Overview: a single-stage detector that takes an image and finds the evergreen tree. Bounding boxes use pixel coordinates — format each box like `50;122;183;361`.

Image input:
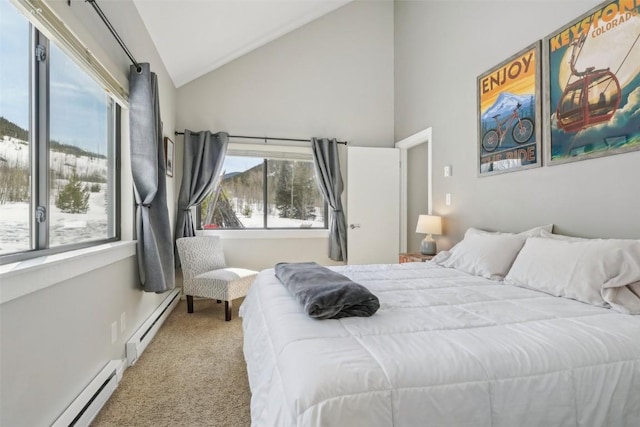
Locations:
55;173;90;213
276;161;294;218
242;203;253;217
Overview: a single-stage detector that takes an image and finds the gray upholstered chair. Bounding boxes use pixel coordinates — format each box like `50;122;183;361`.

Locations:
176;236;257;321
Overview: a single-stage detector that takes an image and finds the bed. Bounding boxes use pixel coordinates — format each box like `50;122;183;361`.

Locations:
240;229;640;426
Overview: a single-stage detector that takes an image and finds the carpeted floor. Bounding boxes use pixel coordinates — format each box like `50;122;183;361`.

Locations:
92;299;251;427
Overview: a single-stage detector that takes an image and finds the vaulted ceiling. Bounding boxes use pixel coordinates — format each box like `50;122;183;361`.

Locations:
133;0;352;88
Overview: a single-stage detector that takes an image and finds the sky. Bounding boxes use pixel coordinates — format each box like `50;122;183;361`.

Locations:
224;155;263;174
0;0;109;155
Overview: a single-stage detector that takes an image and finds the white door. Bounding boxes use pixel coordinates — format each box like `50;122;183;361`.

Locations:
347;146;400;265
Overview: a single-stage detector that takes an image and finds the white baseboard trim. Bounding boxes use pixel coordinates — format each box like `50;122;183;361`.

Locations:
125;288;181;366
51;359;126;427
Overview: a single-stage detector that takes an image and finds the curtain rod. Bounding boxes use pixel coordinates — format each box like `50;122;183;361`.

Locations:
174;132;348;145
85;0;142;73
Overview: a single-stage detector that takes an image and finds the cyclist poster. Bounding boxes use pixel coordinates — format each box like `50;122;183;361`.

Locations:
544;0;640;165
477;42;541;176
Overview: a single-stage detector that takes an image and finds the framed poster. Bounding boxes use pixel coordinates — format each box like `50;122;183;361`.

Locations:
164;137;174;177
478;42;542;176
544;0;640;165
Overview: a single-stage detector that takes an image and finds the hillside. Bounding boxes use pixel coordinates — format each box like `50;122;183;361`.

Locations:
0;116;106;159
0;117;27;141
222;163;266;204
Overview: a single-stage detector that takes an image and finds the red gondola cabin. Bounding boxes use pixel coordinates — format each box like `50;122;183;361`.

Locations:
556;69;621;133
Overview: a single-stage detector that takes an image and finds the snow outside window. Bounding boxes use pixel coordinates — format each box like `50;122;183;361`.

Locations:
0;1;119;263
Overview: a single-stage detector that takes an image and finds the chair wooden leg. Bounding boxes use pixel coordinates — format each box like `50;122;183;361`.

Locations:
187;295;194;313
225;300;232;321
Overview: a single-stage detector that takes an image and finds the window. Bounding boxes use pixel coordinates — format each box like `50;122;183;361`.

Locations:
0;1;119;262
200;153;327;229
0;1;30;254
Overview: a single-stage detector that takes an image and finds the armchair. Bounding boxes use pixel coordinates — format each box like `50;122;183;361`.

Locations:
176;236;257;321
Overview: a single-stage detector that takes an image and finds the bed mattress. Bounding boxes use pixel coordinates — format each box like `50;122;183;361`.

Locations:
240;262;640;426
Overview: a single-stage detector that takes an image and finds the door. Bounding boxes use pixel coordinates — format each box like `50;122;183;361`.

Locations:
347;146;400;265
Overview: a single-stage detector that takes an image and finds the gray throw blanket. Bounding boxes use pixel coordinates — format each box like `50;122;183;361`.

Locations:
274;262;380;319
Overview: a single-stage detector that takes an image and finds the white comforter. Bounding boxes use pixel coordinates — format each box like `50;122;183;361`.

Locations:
240;262;640;427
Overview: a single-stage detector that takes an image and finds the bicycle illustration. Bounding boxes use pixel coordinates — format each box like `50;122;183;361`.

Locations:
481;103;534;152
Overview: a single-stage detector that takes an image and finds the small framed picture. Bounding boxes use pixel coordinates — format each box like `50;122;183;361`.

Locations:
164;137;174;177
477;41;542;176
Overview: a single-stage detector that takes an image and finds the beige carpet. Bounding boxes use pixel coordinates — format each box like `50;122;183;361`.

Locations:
92;299;251;427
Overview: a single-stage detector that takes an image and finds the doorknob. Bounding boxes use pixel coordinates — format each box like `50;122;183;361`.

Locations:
349;224;361;229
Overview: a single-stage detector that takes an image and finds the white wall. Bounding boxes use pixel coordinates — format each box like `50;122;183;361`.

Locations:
395;0;640;248
207;232;341;271
176;0;395;268
0;1;177;425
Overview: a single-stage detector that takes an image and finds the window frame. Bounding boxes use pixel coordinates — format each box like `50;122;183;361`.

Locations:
196;149;329;231
0;17;121;265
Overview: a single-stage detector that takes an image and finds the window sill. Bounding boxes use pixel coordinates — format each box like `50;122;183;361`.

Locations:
198;229;330;240
0;241;136;305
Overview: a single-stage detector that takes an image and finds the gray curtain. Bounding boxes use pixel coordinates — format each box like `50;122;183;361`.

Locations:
129;63;175;293
311;138;347;261
175;130;229;240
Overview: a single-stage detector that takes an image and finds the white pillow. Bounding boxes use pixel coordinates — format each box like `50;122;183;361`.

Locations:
504;236;640;314
436;232;527;280
465;224;554;237
537;229;584;241
431;224;554;277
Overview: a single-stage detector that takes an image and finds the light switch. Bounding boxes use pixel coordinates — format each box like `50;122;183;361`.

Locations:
444;165;452;177
445;193;452;206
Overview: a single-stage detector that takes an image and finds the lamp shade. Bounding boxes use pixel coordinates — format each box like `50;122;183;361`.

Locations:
415;215;442;235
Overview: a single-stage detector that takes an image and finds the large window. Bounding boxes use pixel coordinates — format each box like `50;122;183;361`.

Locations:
0;1;119;262
0;1;30;254
200;154;327;229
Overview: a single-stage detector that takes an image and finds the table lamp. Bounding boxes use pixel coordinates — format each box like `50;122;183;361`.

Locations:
415;214;442;255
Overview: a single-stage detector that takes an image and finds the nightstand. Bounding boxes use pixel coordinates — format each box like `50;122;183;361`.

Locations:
399;252;435;263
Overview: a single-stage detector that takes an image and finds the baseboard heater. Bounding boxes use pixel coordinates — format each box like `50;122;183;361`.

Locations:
51;359;125;427
126;287;181;366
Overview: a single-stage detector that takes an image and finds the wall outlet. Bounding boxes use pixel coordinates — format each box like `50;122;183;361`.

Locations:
111;321;118;344
444;165;452;177
120;312;126;334
445;193;452;206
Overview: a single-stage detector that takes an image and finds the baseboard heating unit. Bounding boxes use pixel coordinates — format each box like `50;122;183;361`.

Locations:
51;359;125;427
126;287;181;366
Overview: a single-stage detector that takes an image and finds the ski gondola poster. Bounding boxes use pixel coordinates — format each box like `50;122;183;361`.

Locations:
477;42;541;176
544;0;640;165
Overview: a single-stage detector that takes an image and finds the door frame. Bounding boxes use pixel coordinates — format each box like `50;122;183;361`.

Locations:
395;127;433;253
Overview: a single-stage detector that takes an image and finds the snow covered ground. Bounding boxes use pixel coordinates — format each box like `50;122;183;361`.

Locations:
0;190;109;254
210;199;325;229
0;136;109;255
238;210;324;228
